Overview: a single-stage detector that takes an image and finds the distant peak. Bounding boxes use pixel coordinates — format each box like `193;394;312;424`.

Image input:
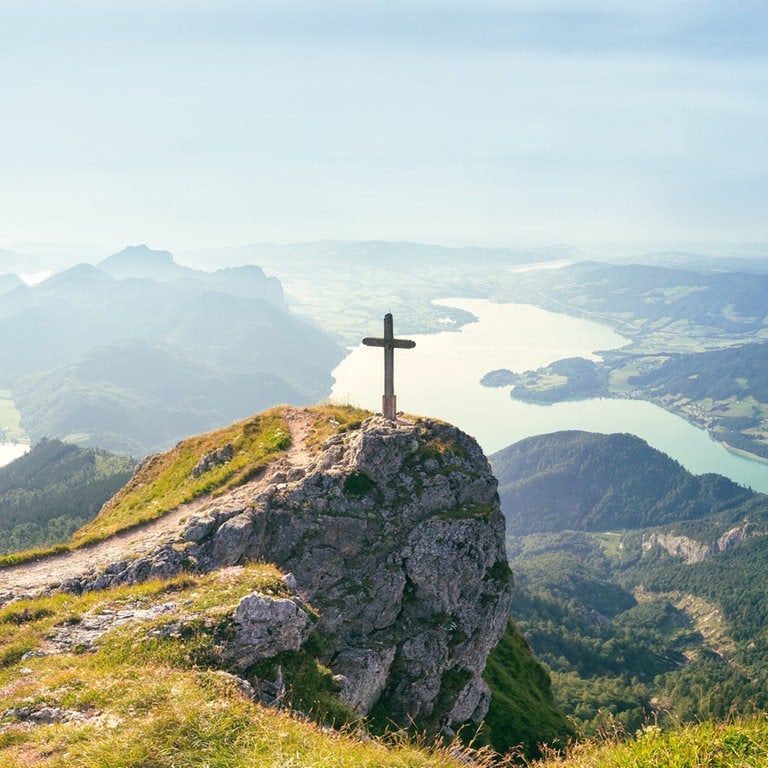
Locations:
99;245;189;281
105;244;174;263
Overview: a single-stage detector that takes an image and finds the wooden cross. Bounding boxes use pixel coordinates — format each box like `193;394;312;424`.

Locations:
362;313;415;420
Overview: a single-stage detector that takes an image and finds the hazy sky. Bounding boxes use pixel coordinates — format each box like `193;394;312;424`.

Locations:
2;1;767;253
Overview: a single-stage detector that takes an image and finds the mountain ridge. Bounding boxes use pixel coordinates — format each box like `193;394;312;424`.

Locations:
0;247;344;455
492;430;757;535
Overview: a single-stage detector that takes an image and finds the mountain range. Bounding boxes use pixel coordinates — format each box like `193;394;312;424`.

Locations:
0;245;344;455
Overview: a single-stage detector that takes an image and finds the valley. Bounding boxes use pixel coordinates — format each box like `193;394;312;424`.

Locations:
492;430;768;735
4;241;768;762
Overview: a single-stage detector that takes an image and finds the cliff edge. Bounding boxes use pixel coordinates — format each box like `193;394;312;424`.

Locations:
2;408;513;740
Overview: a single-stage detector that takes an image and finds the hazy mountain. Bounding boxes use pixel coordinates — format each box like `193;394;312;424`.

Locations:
0;248;44;275
0;273;24;297
0;247;344;454
622;250;768;273
15;339;310;455
505;260;768;344
173;240;577;344
98;244;194;281
180;239;584;270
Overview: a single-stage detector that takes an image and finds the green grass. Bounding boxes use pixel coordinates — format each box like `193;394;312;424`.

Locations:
0;565;496;768
0;405;375;566
592;532;624;558
70;408;292;546
0;543;71;569
530;716;768;768
308;403;373;447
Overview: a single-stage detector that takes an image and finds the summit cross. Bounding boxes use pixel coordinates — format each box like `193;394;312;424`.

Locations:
362;313;416;420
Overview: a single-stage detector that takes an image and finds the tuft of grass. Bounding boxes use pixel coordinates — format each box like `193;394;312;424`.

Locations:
0;543;71;569
530;716;768;768
416;438;469;462
70;409;292;546
308;403;372;447
436;503;493;522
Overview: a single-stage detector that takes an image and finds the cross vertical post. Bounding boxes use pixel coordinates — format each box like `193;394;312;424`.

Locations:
362;313;416;420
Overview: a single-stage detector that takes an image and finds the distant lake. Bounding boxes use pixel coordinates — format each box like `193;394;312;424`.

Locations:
331;298;768;494
0;443;28;468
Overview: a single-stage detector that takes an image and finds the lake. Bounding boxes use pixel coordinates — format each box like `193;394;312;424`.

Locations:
331;298;768;494
0;443;29;467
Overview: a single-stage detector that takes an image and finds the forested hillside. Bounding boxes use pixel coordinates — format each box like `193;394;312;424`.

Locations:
491;431;756;534
496;430;768;735
0;439;134;554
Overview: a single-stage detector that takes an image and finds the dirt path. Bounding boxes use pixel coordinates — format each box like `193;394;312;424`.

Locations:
0;407;318;597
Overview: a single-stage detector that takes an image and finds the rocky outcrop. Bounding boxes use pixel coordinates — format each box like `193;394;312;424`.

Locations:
53;414;513;737
222;590;314;669
643;521;760;564
192;444;233;478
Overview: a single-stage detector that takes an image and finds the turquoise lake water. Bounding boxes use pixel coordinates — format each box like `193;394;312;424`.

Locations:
331;298;768;493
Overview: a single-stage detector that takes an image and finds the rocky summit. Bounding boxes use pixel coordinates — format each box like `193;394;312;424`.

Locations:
1;408;513;739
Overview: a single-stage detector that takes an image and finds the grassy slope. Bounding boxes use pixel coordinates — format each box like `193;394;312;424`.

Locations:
0;565;492;768
0;404;370;567
79;403;372;546
483;621;575;758
530;717;768;768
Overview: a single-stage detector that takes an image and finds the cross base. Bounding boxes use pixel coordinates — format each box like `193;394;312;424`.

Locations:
382;394;397;421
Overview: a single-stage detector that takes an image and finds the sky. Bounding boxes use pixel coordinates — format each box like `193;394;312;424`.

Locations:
1;0;767;255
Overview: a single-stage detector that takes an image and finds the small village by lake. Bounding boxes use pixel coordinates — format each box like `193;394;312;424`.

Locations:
331;298;768;494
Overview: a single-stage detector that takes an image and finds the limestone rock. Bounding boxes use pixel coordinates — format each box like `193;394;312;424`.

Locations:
192;444;234;478
65;413;513;736
643;521;757;564
223;592;314;669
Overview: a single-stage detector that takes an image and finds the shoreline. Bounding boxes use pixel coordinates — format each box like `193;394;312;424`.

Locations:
722;441;768;468
0;442;30;468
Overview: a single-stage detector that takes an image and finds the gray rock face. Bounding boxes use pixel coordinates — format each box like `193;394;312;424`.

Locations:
192;444;234;478
63;415;513;736
223;592;314;669
643;521;759;564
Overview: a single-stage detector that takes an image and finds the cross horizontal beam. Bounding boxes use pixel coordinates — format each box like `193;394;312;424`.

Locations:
362;337;416;350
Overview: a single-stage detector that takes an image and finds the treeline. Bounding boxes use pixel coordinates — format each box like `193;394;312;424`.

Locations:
0;438;134;554
510;533;768;736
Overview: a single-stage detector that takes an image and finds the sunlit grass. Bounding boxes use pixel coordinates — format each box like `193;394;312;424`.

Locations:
308;403;372;448
70;409;292;546
0;565;489;768
531;717;768;768
0;405;375;569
